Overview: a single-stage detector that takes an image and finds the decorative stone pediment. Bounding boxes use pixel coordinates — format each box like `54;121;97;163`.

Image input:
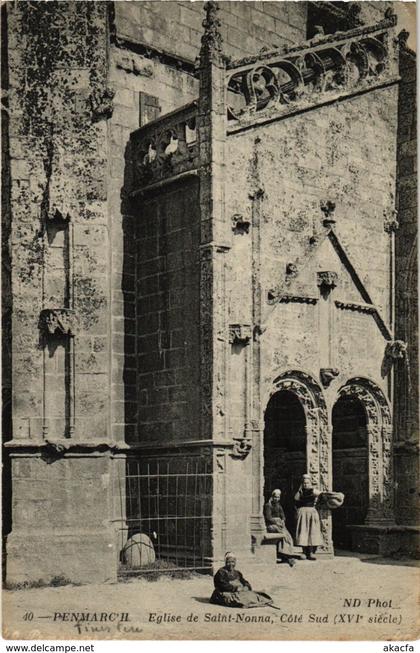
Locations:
262;229;391;342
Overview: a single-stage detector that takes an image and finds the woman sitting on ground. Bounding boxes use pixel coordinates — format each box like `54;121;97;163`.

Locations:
264;489;296;567
210;552;273;608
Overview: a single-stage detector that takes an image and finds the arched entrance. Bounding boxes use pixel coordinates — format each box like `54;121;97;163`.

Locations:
262;371;331;553
334;378;394;534
264;390;306;533
332;395;369;548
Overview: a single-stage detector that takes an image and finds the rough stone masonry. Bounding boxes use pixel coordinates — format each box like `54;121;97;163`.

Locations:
1;1;418;585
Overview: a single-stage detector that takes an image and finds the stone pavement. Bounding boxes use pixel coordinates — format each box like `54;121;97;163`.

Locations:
2;552;419;641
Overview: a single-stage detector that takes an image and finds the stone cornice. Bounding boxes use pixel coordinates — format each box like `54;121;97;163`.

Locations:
4;440;129;453
335;300;376;314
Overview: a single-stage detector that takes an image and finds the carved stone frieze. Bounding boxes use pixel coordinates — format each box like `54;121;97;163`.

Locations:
385;340;408;360
226;16;397;128
231;214;251;234
90;87;115;122
320;368;339;387
39;309;76;337
228;324;252;345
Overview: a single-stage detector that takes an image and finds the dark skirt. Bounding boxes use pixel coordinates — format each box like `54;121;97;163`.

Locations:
210;588;273;608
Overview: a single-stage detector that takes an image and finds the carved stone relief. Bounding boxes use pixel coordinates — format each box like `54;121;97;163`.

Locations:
231;214;251;234
231;437;252;459
337;378;394;524
317;271;338;293
90;87;115;122
226;13;397;127
320;200;336;227
228;324;252;345
320;368;339;387
385;340;407;360
39;308;76;337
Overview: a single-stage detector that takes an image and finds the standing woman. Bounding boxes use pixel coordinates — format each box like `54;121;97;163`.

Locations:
294;474;322;560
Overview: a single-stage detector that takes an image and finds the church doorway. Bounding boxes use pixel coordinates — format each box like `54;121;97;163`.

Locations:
332;395;369;548
263;390;307;536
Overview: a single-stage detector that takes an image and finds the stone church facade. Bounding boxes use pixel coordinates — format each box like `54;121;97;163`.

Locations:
2;1;418;584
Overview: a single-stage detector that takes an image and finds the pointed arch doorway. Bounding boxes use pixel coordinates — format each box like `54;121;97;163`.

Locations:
262;372;332;554
263;389;307;534
332;394;369;549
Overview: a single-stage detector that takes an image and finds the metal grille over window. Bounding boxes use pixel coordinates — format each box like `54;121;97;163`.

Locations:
118;458;213;576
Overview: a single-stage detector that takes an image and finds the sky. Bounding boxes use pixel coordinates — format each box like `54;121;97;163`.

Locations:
392;1;417;50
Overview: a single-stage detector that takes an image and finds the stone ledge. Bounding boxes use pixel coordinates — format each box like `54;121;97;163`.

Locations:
4;439;130;454
348;524;420;534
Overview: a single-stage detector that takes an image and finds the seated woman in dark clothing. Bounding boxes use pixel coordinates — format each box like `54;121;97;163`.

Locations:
264;489;296;567
210;553;273;608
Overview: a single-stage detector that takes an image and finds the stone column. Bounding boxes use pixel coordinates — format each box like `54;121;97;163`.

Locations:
197;2;230;565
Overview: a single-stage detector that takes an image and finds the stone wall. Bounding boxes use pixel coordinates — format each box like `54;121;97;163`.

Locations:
134;180;201;445
222;82;399;555
107;45;198;446
7;1;111;444
395;47;418;444
394;45;418;527
4;1;121;583
226;86;398;402
114;1;307;63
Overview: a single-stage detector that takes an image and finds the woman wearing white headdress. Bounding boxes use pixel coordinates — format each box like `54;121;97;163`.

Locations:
264;489;296;567
294;474;322;560
210;552;273;608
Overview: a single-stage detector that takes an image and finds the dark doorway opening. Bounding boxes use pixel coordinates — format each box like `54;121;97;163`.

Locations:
332;395;369;548
264;390;306;537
